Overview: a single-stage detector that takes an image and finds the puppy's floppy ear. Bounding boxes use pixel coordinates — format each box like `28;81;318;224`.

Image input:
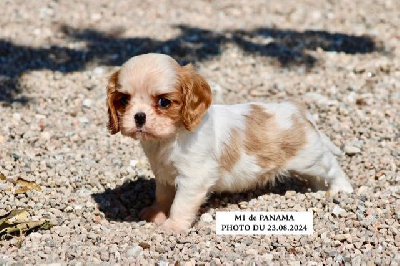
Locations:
106;70;120;134
178;64;212;131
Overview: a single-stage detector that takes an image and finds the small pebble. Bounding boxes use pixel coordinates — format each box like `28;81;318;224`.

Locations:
126;246;143;257
332;206;346;216
344;145;361;155
83;99;92;108
200;213;213;223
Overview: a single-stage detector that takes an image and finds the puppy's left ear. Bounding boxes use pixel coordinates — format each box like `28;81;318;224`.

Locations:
106;70;120;134
178;64;212;131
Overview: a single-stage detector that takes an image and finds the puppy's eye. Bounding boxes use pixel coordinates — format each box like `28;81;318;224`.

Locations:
120;94;129;106
158;97;171;108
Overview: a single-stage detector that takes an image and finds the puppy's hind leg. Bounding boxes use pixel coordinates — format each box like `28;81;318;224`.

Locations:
322;153;353;194
293;151;353;194
287;131;353;194
317;134;353;193
293;113;352;193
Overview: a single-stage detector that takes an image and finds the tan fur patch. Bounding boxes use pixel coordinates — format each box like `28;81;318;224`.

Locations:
219;129;242;173
218;104;307;175
244;104;306;170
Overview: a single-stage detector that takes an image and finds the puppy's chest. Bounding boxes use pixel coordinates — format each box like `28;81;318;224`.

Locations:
141;141;178;184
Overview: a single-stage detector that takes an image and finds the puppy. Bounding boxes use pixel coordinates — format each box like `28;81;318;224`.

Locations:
106;53;353;232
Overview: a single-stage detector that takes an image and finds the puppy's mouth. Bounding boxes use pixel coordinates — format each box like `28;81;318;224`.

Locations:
123;128;157;141
134;129;149;139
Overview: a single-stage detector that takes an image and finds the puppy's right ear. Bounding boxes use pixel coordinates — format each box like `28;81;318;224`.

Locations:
106;70;120;134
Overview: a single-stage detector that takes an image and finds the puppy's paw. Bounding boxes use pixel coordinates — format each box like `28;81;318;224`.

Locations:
329;178;354;194
139;205;168;225
329;184;354;194
160;218;190;233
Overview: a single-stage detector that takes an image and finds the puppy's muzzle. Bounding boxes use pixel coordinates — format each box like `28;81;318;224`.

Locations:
134;112;146;128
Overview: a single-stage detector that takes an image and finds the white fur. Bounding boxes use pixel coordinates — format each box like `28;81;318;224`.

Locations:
261;102;297;130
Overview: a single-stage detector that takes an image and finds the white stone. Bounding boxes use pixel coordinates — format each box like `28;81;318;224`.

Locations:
91;13;101;21
41;132;51;140
35;114;47;119
29;232;42;239
156;261;168;266
357;186;369;195
78;117;89;124
332;206;346;216
13;113;21;121
93;67;105;75
288;261;301;266
200;213;213;223
351;256;362;266
130;160;138;167
344;145;361;155
83;99;92;108
126;246;143;257
305;92;338;106
260;253;273;261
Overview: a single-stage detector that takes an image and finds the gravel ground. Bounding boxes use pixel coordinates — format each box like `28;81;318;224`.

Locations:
1;0;399;264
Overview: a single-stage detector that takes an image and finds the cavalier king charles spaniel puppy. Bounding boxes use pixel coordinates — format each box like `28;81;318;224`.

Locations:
106;53;353;232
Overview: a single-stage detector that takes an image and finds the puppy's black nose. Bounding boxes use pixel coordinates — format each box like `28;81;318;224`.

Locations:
134;112;146;127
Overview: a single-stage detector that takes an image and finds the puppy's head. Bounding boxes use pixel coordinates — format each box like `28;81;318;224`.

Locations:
106;53;212;140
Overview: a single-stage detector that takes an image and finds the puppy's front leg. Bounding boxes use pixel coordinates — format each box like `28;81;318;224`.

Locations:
161;176;210;232
139;180;175;225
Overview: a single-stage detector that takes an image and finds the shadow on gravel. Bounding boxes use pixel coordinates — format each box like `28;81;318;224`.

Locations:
1;24;377;104
91;177;156;222
91;175;314;223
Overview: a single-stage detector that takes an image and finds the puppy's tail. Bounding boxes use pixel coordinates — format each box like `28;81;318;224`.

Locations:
304;111;343;157
319;132;343;156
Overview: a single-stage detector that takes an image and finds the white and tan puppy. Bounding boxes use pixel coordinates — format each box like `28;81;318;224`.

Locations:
106;53;353;232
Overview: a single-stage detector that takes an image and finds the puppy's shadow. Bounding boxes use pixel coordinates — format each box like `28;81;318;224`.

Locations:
91;177;156;222
204;175;323;212
91;174;318;222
